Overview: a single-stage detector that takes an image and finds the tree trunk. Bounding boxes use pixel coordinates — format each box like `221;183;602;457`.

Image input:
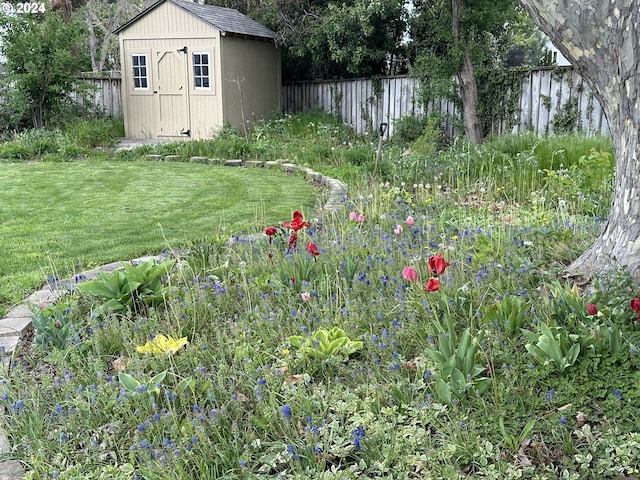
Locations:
451;0;483;144
50;0;72;21
458;51;483;144
518;0;640;280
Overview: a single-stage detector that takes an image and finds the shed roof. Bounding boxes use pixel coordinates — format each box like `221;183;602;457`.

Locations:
114;0;277;40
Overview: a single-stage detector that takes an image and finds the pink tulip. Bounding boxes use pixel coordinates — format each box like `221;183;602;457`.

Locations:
402;266;418;282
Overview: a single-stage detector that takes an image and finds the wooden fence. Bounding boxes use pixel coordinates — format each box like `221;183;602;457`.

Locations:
74;67;609;139
73;73;123;118
282;67;610;138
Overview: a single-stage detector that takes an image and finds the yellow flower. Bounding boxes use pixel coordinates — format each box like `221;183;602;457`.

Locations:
136;334;188;355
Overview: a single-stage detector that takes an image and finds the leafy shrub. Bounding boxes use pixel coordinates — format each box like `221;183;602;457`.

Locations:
339;143;373;166
391;114;431;147
391;113;447;149
0;128;64;160
211;126;252;158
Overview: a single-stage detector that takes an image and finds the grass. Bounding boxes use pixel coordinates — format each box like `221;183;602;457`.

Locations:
0;159;316;307
2;113;639;479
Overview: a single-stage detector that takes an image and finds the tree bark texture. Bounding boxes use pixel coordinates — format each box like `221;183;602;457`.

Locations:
518;0;640;280
451;0;484;144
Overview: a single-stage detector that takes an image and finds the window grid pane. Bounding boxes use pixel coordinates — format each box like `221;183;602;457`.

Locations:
132;54;148;90
193;52;211;89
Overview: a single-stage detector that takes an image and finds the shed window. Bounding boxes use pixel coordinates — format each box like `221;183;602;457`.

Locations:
132;54;148;89
193;52;210;89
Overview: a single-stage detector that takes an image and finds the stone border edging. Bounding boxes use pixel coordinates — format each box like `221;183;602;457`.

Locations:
0;155;346;478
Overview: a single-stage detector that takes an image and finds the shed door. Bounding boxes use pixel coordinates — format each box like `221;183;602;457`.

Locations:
155;49;190;137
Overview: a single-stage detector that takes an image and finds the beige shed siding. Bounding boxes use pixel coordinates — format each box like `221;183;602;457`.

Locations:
188;44;224;138
118;2;213;39
121;38;221;138
219;36;281;131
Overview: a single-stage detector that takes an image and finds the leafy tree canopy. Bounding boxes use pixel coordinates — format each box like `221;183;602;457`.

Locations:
407;0;542;137
0;11;90;129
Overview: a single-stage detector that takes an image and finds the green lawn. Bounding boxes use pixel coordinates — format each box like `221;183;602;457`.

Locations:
0;159;316;306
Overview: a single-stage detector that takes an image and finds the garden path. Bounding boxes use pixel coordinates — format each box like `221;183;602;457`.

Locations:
0;153;346;478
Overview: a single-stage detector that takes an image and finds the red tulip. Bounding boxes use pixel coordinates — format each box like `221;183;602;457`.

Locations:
306;242;320;257
287;232;298;251
587;303;598;315
283;210;309;232
428;254;450;276
631;298;640;312
425;277;440;292
265;226;277;243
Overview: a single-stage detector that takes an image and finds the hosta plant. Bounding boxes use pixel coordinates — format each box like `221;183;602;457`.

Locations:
288;327;363;362
77;258;175;315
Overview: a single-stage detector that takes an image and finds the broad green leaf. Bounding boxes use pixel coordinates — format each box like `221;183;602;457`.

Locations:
457;330;471;359
435;377;452;404
77;279;118;299
344;340;363;356
288;336;304;347
450;368;467;393
475;377;492;394
118;373;140;393
147;371;167;391
100;298;125;313
438;332;453;359
424;348;445;365
176;376;195;394
145;260;175;282
328;327;346;340
521;419;536;441
326;336;348;354
520;329;539;343
314;329;329;347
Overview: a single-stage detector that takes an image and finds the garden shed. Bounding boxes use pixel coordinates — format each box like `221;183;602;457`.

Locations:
115;0;281;140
